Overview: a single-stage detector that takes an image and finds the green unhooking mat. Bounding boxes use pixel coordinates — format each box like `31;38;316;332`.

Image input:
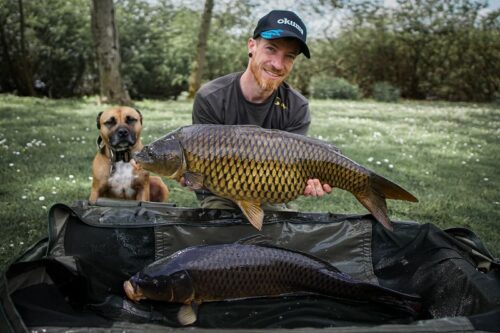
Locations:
1;199;499;332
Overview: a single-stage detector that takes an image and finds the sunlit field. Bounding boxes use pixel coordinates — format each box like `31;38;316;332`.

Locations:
0;94;498;269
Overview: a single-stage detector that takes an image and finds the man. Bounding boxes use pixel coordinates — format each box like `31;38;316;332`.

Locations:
191;10;331;209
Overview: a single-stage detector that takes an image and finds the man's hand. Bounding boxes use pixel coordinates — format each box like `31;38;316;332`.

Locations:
179;176;196;191
304;179;332;197
130;159;142;171
179;176;187;187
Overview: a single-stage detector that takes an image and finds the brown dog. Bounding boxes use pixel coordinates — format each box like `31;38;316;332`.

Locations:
90;106;169;203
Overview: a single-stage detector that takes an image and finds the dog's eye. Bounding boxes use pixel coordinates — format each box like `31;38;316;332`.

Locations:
126;116;137;125
104;117;116;127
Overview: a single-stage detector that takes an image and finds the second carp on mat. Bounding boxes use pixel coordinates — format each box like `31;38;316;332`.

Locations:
124;241;421;325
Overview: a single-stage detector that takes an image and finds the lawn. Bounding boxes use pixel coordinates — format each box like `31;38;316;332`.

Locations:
0;94;498;269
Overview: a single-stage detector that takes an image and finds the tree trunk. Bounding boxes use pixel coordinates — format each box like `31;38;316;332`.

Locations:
15;0;36;96
0;17;16;92
188;0;214;98
90;0;131;105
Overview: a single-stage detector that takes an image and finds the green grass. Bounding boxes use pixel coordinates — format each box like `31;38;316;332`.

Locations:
0;94;499;270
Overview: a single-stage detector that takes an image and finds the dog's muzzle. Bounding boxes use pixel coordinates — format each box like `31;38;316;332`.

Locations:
110;127;136;151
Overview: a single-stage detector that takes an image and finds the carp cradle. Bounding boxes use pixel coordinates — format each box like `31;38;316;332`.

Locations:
1;198;499;332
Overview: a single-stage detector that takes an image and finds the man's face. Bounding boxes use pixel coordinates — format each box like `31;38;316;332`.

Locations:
249;37;301;93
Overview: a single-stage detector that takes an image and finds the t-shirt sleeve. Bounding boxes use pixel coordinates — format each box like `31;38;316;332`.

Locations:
192;93;222;125
285;102;311;135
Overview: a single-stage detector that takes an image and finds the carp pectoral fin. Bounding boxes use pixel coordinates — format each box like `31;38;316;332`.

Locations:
183;172;204;190
177;303;198;326
236;200;264;230
355;192;393;231
123;280;145;302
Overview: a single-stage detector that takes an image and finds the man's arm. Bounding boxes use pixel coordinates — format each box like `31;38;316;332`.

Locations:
284;103;311;135
192;93;222;125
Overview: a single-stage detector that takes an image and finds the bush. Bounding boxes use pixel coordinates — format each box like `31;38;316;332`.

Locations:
372;82;400;102
310;77;360;100
492;91;500;105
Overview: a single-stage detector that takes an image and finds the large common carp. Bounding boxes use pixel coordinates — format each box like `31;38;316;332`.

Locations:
133;125;417;230
123;242;421;325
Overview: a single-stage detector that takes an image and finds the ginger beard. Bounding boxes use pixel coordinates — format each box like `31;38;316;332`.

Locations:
249;54;291;93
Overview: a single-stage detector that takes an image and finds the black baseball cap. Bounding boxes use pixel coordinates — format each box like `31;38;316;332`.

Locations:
253;10;310;58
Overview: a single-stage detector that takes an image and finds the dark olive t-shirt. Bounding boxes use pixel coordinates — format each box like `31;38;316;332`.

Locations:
192;72;310;135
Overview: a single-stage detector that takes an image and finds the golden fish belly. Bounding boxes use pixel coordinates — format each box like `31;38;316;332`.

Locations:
180;126;370;203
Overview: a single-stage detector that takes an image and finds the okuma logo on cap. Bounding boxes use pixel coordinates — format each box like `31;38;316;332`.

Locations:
276;17;304;35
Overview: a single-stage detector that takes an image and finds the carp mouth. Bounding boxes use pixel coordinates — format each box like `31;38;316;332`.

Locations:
132;150;153;164
132;141;186;180
123;280;146;302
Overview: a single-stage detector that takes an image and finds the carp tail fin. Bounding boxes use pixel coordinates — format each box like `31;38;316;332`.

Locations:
371;173;418;203
355;173;418;231
355;191;393;231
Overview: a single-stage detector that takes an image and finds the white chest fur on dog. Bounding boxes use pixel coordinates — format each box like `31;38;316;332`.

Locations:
108;161;138;198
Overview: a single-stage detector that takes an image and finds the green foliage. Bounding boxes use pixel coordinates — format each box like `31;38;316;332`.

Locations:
32;0;94;97
310;76;360;100
117;1;196;99
493;91;500;105
204;1;254;81
0;0;498;101
372;82;400;102
314;0;500;102
0;0;94;97
287;54;317;97
115;0;250;99
0;0;252;100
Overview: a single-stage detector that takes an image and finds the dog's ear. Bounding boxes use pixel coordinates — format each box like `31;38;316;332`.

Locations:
134;108;143;125
96;111;103;129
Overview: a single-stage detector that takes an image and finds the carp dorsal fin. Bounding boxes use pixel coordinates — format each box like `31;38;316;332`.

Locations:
177;302;198;326
183;172;204;190
236;200;264;231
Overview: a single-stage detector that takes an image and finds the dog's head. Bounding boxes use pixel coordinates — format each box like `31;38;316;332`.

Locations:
96;106;143;151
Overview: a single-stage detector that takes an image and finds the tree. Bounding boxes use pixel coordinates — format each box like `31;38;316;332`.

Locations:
0;0;36;96
90;0;131;105
116;1;198;99
310;0;499;101
116;0;250;99
16;0;36;96
188;0;214;98
391;0;493;100
34;0;94;98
